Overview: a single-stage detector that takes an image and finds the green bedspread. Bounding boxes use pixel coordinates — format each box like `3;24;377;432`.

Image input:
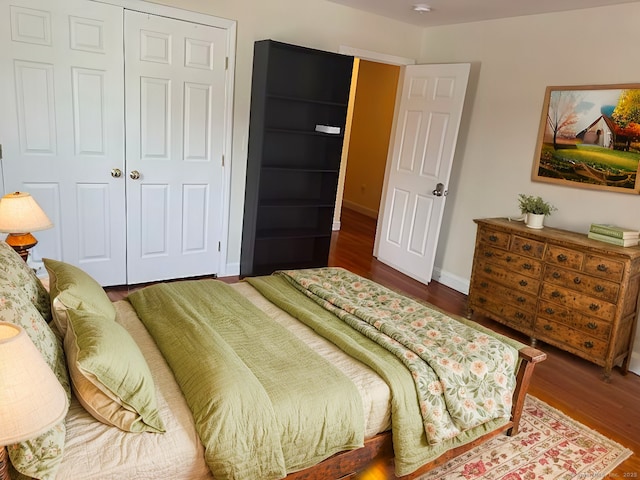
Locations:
127;280;364;480
247;270;526;477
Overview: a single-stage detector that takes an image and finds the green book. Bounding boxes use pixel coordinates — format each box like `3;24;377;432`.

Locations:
589;223;640;239
588;231;640;247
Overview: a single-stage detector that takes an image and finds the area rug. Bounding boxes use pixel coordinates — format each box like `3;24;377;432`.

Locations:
417;395;633;480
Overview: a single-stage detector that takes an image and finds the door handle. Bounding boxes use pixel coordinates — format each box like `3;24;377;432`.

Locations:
111;168;122;178
432;183;447;197
129;170;141;180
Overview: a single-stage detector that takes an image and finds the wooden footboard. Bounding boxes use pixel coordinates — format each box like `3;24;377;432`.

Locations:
287;345;547;480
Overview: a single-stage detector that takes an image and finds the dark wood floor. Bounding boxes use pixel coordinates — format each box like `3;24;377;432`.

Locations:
330;208;640;477
107;207;639;476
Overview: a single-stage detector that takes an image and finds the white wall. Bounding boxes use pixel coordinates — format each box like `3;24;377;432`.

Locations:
418;3;640;374
148;0;425;272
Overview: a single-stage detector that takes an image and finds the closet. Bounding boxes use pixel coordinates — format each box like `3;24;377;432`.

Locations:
0;0;234;286
240;40;353;277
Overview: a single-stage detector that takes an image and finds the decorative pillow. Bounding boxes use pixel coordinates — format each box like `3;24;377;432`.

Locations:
0;241;51;322
0;248;70;479
64;308;165;433
44;258;116;337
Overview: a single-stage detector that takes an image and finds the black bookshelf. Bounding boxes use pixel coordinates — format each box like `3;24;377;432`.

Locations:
240;40;353;277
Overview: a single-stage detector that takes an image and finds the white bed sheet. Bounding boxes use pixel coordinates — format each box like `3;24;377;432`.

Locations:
56;282;391;479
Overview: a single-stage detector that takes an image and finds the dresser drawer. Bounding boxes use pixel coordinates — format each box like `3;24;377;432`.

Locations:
472;276;538;313
545;245;584;270
478;227;510;249
535;317;608;359
543;266;620;303
472;295;535;331
511;235;545;259
584;255;625;282
537;299;612;340
475;259;540;296
478;244;543;278
540;283;616;321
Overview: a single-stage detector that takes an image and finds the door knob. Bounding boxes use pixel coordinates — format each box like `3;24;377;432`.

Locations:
129;170;141;180
111;168;122;178
432;183;447;196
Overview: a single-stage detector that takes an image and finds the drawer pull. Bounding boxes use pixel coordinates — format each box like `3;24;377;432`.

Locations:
484;266;492;274
522;244;532;251
587;322;598;330
516;296;526;303
545;307;554;314
543;324;553;331
489;235;498;242
484;251;493;257
594;285;605;292
551;291;561;298
552;271;561;279
519;279;528;287
597;264;608;272
523;263;532;270
478;297;487;304
573;277;581;285
589;303;600;311
505;256;512;262
584;341;594;349
557;254;568;262
480;281;488;288
515;312;524;319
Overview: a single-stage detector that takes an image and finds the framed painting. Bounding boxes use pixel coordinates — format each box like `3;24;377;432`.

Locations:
532;84;640;194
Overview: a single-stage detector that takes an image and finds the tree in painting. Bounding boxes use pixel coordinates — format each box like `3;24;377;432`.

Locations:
612;90;640;151
547;90;581;150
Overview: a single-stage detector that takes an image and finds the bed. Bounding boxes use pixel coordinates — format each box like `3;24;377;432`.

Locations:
0;241;546;480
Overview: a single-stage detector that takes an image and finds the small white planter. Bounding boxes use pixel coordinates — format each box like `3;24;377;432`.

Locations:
525;213;545;229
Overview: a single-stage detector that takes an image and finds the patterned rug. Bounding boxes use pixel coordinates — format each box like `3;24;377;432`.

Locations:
416;395;633;480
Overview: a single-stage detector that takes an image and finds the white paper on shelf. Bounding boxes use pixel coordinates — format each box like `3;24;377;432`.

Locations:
315;124;341;134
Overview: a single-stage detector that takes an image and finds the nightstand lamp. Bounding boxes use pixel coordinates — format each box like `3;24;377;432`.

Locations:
0;192;53;262
0;322;67;480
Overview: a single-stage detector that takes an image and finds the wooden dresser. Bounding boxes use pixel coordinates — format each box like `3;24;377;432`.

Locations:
468;217;640;381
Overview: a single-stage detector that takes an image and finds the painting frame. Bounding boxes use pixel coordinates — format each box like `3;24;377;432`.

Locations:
531;83;640;195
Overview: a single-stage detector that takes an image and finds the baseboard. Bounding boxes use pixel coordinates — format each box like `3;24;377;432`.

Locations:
629;350;640;376
431;267;470;295
342;200;378;219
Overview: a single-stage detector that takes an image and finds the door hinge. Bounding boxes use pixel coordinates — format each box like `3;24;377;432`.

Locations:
225;57;228;70
221;154;225;167
218;241;221;252
0;144;3;160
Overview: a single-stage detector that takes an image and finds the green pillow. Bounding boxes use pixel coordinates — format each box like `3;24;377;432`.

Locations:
44;258;116;336
64;308;165;433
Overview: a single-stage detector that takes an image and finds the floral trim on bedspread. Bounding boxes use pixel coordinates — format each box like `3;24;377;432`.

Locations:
277;267;518;445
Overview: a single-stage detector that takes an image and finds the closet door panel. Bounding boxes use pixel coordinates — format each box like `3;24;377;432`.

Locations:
0;0;126;285
125;10;227;284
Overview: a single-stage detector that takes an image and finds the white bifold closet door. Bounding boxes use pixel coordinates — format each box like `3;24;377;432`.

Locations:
0;0;126;285
0;1;227;286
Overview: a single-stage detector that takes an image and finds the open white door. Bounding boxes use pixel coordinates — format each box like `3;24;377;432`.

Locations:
375;63;470;285
124;10;227;284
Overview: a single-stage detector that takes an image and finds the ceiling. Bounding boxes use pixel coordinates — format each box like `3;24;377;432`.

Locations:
325;0;640;27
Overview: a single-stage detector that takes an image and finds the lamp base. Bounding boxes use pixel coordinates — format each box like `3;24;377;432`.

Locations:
0;446;10;480
4;233;37;262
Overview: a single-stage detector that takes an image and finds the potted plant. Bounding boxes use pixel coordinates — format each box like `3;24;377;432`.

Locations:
517;194;557;229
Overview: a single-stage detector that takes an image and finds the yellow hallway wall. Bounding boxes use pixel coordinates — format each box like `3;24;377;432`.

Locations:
343;60;400;218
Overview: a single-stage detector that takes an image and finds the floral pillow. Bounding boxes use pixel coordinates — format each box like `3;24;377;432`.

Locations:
0;242;70;479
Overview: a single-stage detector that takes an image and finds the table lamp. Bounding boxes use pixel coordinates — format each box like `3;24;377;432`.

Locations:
0;322;68;480
0;192;53;262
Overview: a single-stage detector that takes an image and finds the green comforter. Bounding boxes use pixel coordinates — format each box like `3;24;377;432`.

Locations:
127;280;364;480
247;271;525;477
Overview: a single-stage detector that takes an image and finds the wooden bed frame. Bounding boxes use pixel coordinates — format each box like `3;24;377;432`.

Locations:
287;346;547;480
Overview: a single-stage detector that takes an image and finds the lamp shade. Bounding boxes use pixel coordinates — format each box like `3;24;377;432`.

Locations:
0;322;68;446
0;192;53;234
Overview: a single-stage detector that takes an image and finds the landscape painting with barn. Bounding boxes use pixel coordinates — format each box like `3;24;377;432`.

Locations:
532;84;640;194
